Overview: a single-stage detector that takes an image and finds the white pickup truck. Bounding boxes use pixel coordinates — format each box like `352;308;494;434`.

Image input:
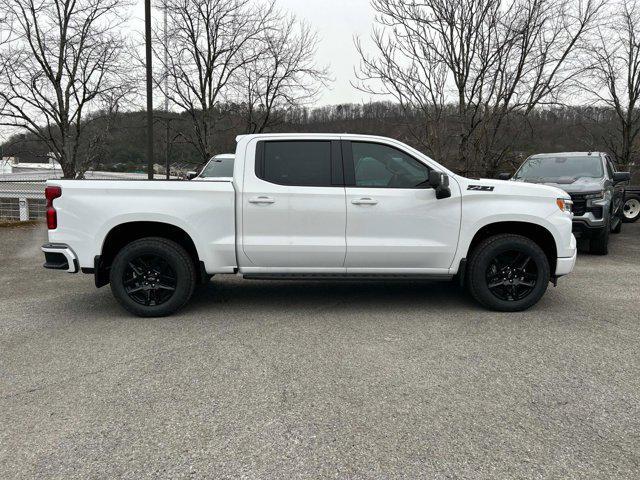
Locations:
42;134;577;316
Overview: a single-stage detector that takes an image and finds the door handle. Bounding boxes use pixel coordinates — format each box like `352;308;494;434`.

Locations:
249;196;275;204
351;197;378;205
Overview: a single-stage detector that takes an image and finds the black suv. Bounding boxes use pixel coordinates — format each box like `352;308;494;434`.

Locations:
501;152;630;255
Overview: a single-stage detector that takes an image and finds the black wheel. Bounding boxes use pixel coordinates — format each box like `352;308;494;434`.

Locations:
110;237;196;317
467;234;550;312
589;220;609;255
622;195;640;223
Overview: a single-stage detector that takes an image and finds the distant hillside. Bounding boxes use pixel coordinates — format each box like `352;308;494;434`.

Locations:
0;102;633;177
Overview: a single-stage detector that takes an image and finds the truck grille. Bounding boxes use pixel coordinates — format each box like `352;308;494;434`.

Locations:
569;193;587;216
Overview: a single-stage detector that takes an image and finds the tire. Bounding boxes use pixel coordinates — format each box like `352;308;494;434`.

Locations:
611;216;622;234
622;195;640;223
109;237;196;317
466;234;550;312
589;220;609;255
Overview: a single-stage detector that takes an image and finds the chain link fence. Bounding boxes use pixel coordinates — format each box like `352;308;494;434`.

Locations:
0;168;191;222
0;181;46;222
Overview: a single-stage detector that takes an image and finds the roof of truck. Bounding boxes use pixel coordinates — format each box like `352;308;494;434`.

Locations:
235;133;405;142
528;152;606;158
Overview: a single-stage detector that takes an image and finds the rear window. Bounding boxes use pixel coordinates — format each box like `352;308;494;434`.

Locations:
514;155;604;181
259;141;332;186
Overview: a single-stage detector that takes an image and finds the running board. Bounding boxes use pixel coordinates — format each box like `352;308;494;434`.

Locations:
242;273;453;281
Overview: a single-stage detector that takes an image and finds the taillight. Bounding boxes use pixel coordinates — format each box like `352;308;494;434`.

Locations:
45;186;62;229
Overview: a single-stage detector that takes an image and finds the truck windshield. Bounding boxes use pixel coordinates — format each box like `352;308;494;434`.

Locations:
514;155;603;181
200;157;234;177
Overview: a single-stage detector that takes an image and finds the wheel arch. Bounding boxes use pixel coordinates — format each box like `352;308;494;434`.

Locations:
96;221;205;287
466;221;558;274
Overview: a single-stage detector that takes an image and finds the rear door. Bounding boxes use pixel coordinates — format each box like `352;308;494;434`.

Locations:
342;140;461;272
241;138;347;270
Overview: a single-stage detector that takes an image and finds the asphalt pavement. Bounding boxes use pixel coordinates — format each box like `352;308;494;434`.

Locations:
1;222;639;479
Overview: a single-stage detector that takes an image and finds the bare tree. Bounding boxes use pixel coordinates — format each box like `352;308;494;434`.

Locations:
582;0;640;166
0;6;15;147
239;13;330;134
355;0;604;174
154;0;278;162
0;0;132;178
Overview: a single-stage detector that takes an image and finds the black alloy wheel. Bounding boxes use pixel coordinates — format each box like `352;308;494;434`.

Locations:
110;237;196;317
466;234;550;311
123;254;177;306
485;250;538;301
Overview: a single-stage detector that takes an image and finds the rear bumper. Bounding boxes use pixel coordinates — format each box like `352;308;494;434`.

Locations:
41;243;79;273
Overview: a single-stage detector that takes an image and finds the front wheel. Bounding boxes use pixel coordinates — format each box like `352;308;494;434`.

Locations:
589;222;609;255
110;237;196;317
467;234;550;312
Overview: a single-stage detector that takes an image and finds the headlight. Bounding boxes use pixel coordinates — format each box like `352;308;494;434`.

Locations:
556;198;573;213
584;191;605;201
585;190;607;208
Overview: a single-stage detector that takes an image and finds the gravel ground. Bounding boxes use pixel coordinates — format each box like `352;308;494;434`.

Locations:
1;223;639;479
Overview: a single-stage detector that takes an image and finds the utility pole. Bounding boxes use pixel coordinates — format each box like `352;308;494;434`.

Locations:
145;0;154;179
164;0;170;179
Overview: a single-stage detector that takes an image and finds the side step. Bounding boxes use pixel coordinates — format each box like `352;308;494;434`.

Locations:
242;273;453;281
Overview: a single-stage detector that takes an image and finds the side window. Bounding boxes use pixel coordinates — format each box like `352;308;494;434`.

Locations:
351;142;430;188
258;141;332;186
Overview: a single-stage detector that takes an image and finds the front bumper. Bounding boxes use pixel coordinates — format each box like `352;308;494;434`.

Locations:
41;243;79;273
554;229;577;277
572;214;605;239
555;249;577;276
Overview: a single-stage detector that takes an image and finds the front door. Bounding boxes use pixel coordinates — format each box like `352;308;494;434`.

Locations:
242;139;347;270
605;155;625;216
342;140;461;272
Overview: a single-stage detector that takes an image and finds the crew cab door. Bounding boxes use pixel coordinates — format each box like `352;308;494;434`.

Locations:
241;138;347;270
342;140;461;272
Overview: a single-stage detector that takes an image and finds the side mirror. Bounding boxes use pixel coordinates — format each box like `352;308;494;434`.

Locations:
497;172;511;180
613;171;630;184
428;171;451;199
186;171;198;180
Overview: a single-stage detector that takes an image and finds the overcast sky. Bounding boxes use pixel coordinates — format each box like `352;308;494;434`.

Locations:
131;0;378;106
274;0;376;105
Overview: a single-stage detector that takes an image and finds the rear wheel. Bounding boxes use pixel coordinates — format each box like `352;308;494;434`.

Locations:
467;234;550;312
622;196;640;223
110;237;196;317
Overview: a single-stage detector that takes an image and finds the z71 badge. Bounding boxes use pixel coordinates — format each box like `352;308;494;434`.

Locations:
467;185;495;191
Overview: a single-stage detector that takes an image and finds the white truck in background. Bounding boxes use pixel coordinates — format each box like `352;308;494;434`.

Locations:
188;153;235;181
41;134;576;316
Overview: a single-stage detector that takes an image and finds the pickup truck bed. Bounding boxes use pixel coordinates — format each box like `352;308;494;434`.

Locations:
47;179;237;274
